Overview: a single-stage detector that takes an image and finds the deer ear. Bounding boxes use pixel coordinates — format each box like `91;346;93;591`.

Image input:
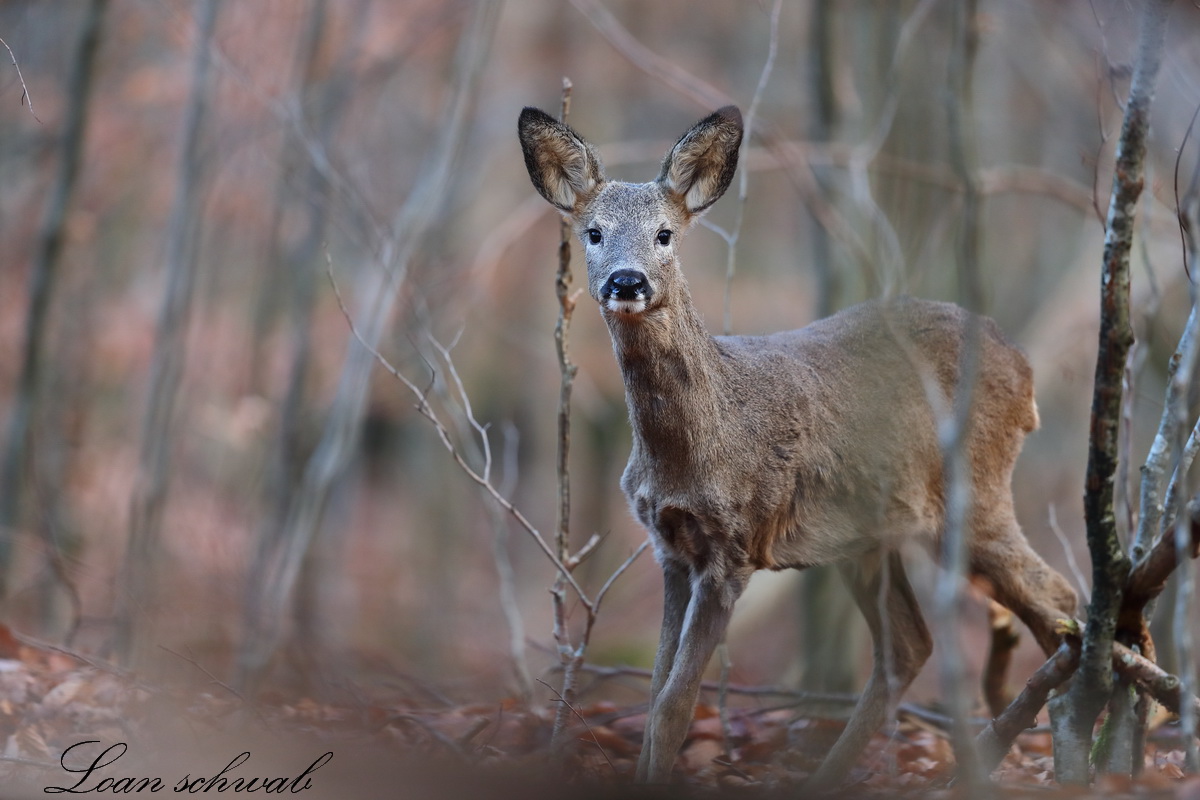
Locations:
518;107;605;216
657;106;743;217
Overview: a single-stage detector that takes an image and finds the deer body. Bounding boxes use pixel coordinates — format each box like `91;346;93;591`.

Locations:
518;105;1076;787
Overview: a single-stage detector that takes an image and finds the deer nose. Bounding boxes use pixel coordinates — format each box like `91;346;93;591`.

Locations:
603;269;650;302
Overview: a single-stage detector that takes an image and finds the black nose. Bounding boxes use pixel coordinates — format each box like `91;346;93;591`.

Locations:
602;269;650;301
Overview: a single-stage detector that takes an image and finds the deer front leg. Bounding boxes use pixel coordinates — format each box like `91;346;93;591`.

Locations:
637;571;744;782
636;560;691;779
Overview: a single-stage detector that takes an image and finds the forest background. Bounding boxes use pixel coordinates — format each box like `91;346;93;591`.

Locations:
2;0;1200;794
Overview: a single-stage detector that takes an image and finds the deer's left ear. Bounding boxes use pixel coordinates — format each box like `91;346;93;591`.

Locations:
657;106;743;218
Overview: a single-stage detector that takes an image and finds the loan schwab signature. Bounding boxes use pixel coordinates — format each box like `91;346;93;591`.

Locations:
44;741;333;794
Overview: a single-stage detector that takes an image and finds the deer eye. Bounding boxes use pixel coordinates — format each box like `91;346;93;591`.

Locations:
587;229;602;245
656;230;673;246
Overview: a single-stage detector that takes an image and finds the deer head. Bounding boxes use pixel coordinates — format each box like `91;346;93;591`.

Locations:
518;106;743;318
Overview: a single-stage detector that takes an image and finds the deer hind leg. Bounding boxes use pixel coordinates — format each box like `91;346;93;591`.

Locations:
636;567;746;783
808;550;933;789
968;514;1078;657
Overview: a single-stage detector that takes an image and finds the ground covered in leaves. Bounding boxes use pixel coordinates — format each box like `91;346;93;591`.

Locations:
0;631;1195;799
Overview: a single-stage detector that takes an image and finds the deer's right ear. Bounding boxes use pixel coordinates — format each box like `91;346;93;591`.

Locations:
518;107;605;216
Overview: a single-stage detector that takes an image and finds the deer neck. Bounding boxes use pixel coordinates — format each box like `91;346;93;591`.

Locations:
605;296;725;465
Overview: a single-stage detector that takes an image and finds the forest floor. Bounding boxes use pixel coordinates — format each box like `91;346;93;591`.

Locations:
0;627;1195;799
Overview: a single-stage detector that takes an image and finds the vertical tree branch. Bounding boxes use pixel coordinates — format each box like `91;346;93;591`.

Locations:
114;0;220;665
550;78;583;748
935;0;985;785
0;0;108;597
553;80;576;571
1058;0;1171;783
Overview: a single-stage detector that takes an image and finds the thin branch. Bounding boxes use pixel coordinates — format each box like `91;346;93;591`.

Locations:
1160;413;1200;538
325;258;591;606
1049;504;1091;604
568;0;877;287
1133;305;1200;561
1173;101;1200;278
592;539;649;613
158;645;244;701
390;714;468;759
1124;493;1200;615
565;659;974;730
721;0;781;335
537;679;618;774
0;36;41;123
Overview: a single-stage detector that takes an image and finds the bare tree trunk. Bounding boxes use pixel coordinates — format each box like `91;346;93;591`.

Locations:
1054;0;1171;783
113;0;220;666
0;0;107;602
795;0;863;699
234;0;502;693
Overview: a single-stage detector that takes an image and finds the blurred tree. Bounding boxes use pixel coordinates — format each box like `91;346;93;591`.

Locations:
794;0;863;697
0;0;107;613
114;0;221;666
235;0;502;694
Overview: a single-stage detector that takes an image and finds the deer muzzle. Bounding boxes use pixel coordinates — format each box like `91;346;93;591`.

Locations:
602;268;653;313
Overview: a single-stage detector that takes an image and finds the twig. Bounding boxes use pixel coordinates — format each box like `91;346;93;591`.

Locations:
1160;412;1200;539
720;0;780;335
158;645;244;701
10;630;159;695
0;754;57;769
568;0;876;285
0;36;41;123
591;539;649;614
390;714;468;759
1124;492;1200;615
1133;305;1200;562
569;659;984;736
537;679;617;775
1173;101;1200;278
1048;504;1090;603
325;258;589;605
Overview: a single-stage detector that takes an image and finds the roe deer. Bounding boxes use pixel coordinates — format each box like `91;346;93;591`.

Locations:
517;105;1077;787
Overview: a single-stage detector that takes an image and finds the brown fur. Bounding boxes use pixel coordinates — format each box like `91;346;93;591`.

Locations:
517;105;1077;788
